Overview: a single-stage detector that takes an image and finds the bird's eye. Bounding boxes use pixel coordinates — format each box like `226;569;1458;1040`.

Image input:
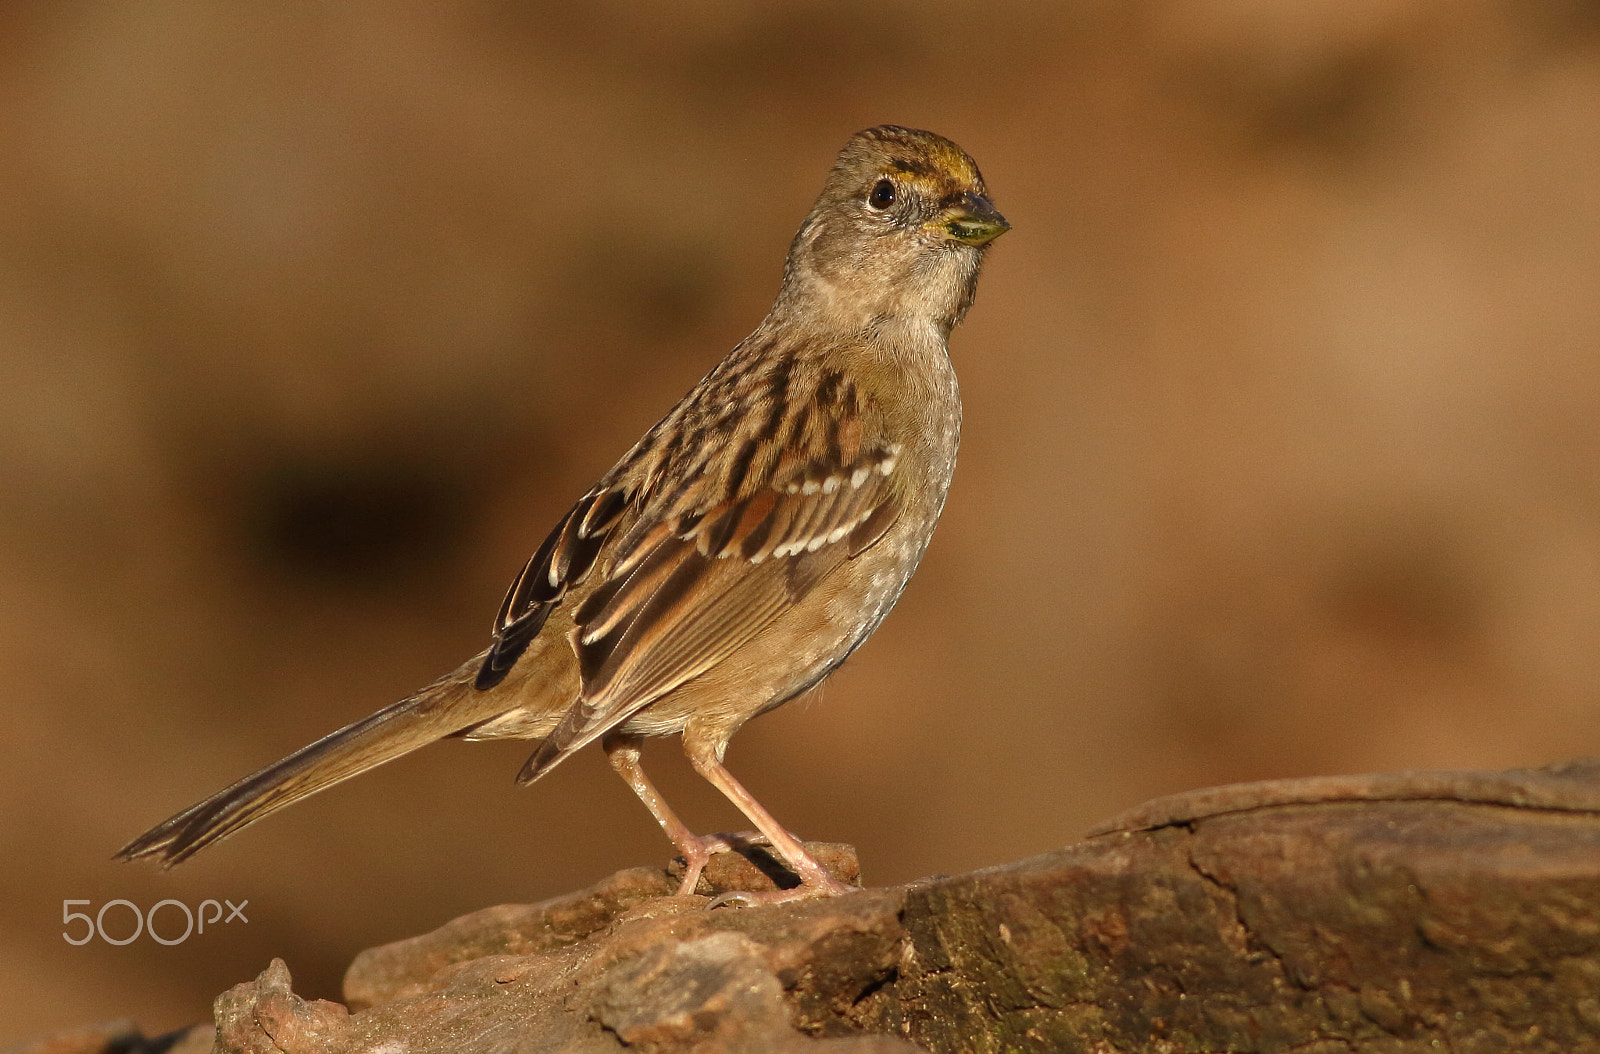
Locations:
868;179;896;210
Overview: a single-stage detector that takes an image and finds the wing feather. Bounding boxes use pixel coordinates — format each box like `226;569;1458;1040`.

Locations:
475;485;628;689
514;361;905;785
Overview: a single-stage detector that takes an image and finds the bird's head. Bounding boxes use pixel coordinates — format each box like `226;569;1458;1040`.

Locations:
777;125;1009;336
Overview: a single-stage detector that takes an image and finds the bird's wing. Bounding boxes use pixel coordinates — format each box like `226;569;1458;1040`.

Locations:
514;362;903;784
475;486;629;689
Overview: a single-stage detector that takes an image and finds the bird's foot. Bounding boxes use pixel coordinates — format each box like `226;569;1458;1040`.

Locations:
673;831;769;896
708;873;857;909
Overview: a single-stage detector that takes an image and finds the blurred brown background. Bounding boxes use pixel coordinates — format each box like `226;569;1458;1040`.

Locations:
4;0;1599;1040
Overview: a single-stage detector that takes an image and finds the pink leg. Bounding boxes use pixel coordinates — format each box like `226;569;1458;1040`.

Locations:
683;737;856;905
602;732;761;896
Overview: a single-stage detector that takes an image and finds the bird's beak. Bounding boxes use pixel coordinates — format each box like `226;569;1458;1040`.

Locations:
931;192;1010;246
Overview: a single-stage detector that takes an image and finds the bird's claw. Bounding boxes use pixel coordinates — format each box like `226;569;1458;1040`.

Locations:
673;831;769;895
706;875;858;909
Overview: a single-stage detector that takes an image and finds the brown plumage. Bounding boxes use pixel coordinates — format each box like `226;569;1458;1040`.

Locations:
117;125;1008;903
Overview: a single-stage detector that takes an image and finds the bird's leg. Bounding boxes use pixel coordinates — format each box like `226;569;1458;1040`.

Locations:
682;736;856;906
602;732;763;896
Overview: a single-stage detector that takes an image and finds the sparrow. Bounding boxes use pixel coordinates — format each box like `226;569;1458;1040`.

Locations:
118;125;1008;904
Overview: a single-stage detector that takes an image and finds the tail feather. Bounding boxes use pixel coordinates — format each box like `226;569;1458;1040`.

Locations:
117;651;512;867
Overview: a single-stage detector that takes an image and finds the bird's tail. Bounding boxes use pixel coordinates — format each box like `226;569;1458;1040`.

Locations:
117;649;519;867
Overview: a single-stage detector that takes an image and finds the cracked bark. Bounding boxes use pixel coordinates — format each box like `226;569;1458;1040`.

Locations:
16;760;1600;1054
